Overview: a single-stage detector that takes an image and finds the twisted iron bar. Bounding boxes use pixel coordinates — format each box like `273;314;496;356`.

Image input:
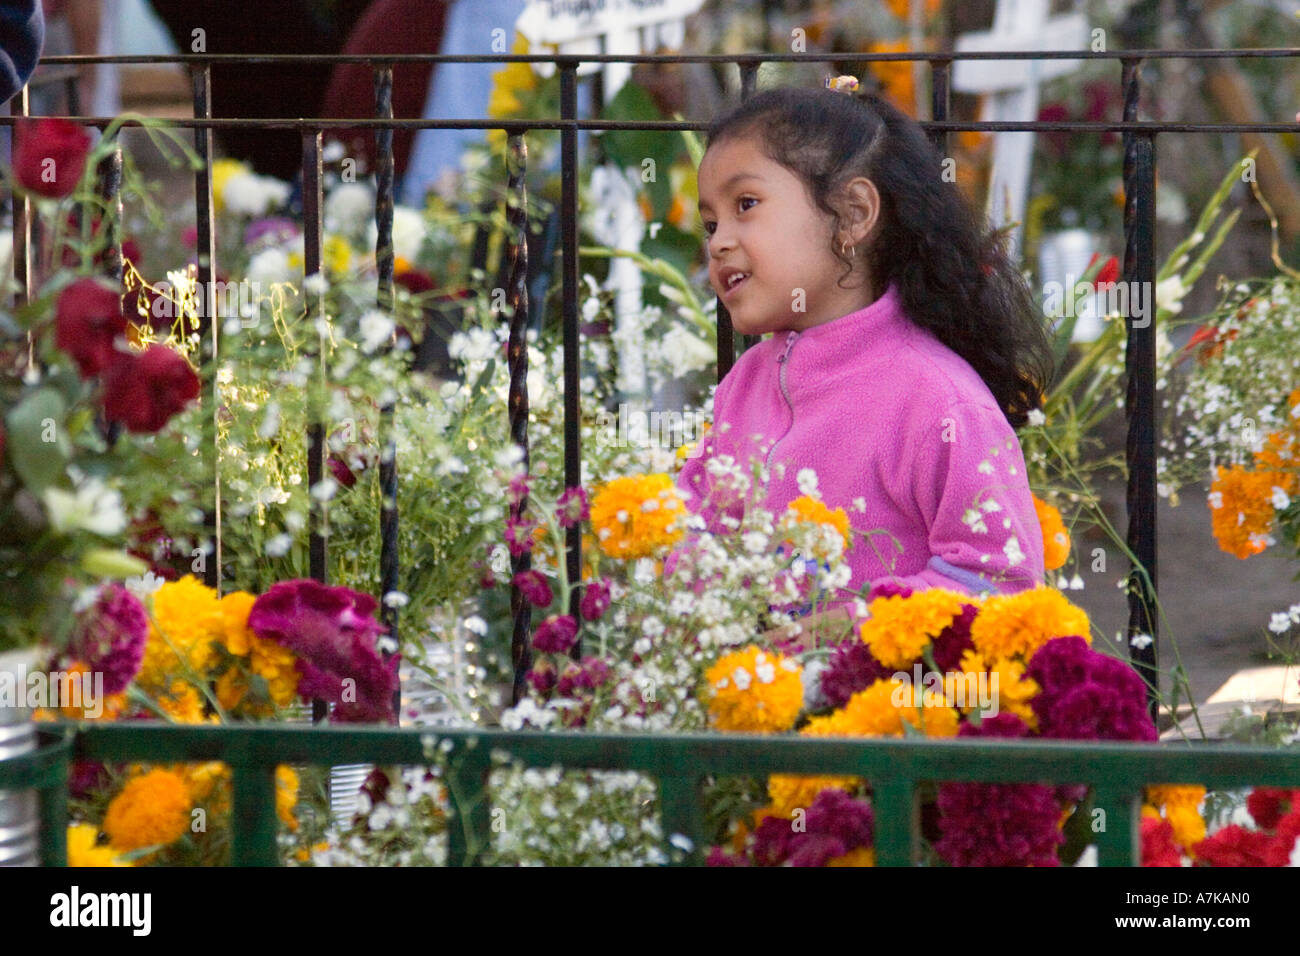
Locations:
505;132;533;707
374;66;400;659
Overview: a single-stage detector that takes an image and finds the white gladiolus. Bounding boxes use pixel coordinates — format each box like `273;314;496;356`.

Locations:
43;478;127;536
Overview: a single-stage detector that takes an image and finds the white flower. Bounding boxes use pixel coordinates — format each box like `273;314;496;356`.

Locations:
731;666;752;690
367;206;427;262
247;246;294;285
658;325;714;376
641;616;664;638
796;468;819;498
383;590;410;608
448;327;498;364
1271;486;1291;510
310;477;339;502
124;570;166;600
1156;275;1187;315
1026;408;1046;427
1002;535;1025;567
1130;632;1154;650
358;309;396;353
265;533;293;557
43;478;126;536
1269;613;1293;635
324;182;374;235
222;171;291;217
1069;574;1085;590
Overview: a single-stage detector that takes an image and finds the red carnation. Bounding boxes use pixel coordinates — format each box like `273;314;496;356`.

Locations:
13;118;92;199
1192;824;1278;867
55;278;129;379
101;344;201;433
1086;253;1120;291
1139;815;1183;867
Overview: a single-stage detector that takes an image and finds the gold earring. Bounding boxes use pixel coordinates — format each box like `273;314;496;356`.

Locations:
841;240;855;257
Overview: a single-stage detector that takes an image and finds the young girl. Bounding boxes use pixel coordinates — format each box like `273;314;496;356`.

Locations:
677;83;1055;626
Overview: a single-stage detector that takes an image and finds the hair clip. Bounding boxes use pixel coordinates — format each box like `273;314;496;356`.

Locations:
825;75;860;94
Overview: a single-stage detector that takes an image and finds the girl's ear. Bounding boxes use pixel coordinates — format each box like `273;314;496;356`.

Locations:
839;176;882;248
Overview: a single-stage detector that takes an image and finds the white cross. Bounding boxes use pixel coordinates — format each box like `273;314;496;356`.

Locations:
517;0;705;397
953;0;1089;257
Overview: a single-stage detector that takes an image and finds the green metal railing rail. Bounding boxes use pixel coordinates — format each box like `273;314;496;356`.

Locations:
5;723;1300;867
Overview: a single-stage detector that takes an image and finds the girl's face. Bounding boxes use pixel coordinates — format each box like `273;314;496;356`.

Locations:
697;135;873;336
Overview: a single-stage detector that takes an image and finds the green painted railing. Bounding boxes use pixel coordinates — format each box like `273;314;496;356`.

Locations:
4;723;1300;866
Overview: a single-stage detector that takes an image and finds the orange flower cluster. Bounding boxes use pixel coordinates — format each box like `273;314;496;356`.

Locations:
1031;493;1071;571
1209;388;1300;559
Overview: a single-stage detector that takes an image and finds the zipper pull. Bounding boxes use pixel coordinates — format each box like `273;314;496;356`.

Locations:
777;330;798;363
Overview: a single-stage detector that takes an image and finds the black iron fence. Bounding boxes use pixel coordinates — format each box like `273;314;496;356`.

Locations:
8;47;1293;716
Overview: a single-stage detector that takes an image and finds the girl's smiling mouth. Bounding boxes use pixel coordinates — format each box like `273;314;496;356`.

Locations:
720;268;750;298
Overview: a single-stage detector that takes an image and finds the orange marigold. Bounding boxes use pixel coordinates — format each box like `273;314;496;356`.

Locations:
102;768;192;853
970;586;1091;660
831;678;960;738
1031;493;1071;572
858;588;970;669
782;495;851;557
139;575;223;690
1208;464;1278;559
705;645;804;733
590;473;686;559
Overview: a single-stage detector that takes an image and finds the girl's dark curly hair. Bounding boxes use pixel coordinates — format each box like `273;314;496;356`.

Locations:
704;85;1055;428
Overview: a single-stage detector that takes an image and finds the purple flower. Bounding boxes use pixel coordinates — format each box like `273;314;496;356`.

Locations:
507;472;530;507
248;578;398;724
526;659;557;695
579;579;611;621
820;638;891;710
71;583;148;694
244;216;300;246
749;789;875;867
934;717;1064;867
556;655;613;696
532;614;578;654
505;518;537;558
556;486;589;528
513;570;554;608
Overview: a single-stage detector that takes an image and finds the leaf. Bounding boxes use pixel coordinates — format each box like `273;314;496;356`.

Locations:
5;387;71;493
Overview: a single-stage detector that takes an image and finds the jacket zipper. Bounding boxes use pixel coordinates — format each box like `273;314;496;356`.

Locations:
765;331;799;471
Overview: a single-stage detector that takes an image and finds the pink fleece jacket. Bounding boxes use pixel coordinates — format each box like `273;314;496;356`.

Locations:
676;283;1046;601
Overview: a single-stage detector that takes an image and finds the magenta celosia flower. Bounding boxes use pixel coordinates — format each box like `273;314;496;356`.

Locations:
526;659;557;695
513;570;553;608
244;216;299;246
556;486;589;528
248;578;398;724
555;656;613;697
71;583;148;694
532;614;578;654
934;716;1065;867
505;518;537;557
579;579;611;621
820;638;891;710
1027;636;1157;742
748;788;875;867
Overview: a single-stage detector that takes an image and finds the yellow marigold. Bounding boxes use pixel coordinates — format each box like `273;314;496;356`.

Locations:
782;495;851;558
832;678;960;738
970;586;1091;661
67;823;132;868
859;588;970;669
1146;784;1206;850
139;576;224;690
950;651;1040;726
487;32;538;152
181;761;228;802
1253;428;1300;479
1031;493;1071;572
826;847;876;867
220;590;257;656
767;776;855;819
590;473;686;560
323;233;352;276
102;768;192;853
1209;464;1279;559
56;661;127;721
705;645;804;733
277;765;300;832
156;680;207;724
864;40;915;115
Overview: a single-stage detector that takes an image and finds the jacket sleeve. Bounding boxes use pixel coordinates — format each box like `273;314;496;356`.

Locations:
869;401;1046;598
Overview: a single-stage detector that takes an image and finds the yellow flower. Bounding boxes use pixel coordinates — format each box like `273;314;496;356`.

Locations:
323;233;352;275
102;769;192;853
1209;464;1279;559
211;158;251;215
181;761;228;802
705;645;804;733
953;649;1040;726
1146;784;1206;850
220;591;258;656
55;661;127;721
858;588;971;669
1032;493;1071;572
276;765;300;832
216;590;300;712
970;586;1091;661
590;473;686;559
826;847;875;867
67;823;133;867
831;678;961;738
767;776;855;819
139;576;224;691
156;680;208;724
782;495;851;559
487;32;538;152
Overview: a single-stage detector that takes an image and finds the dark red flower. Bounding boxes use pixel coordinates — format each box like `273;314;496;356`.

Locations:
1087;253;1120;291
1192;824;1279;867
578;579;611;621
1140;816;1183;867
55;278;129;379
13;118;92;199
101;344;201;433
513;569;554;608
394;269;435;295
532;614;578;654
327;456;357;488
